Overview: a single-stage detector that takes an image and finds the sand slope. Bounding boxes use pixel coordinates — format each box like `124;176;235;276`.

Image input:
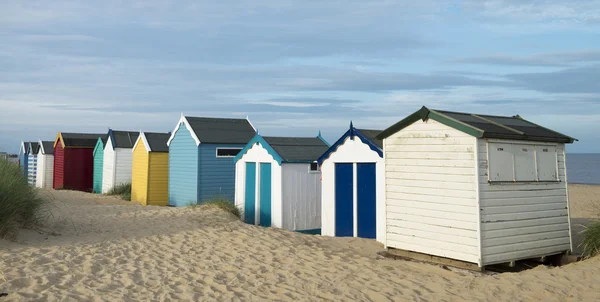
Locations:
1;186;600;301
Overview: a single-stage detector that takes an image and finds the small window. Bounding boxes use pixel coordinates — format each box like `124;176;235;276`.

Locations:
309;162;319;172
216;148;242;157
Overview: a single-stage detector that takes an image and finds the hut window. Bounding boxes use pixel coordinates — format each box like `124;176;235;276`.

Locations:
309;162;319;172
216;148;242;157
488;142;558;182
536;145;558;181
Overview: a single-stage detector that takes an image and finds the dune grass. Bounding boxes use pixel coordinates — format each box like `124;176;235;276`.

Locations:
580;220;600;258
0;158;48;239
200;198;241;219
106;182;132;201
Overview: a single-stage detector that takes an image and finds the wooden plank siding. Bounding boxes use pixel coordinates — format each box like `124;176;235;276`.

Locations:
168;124;199;206
477;139;571;265
147;153;169;206
198;144;244;203
384;119;480;264
131;141;149;205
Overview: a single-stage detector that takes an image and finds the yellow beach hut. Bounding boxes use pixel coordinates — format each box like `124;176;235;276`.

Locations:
131;132;170;206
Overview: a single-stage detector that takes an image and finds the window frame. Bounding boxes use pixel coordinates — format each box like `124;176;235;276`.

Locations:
309;162;320;173
486;139;560;184
215;147;243;158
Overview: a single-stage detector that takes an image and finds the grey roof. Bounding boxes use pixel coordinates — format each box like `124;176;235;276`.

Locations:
21;142;30;153
145;132;170;152
29;142;40;155
435;109;576;143
357;129;383;149
378;106;576;144
41;141;54;155
263;136;329;162
186;117;256;144
110;130;140;148
61;133;106;147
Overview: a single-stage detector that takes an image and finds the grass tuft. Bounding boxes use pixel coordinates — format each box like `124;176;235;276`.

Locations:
106;182;132;201
0;158;49;239
201;198;241;219
580;220;600;258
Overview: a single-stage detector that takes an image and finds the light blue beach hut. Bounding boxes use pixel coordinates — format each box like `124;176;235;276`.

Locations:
19;141;30;178
166;116;256;206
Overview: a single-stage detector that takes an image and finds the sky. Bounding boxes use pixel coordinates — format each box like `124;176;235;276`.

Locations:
1;0;599;153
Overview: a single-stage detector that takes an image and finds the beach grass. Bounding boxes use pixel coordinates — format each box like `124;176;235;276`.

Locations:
580;220;600;258
200;198;241;219
0;158;49;239
106;182;132;201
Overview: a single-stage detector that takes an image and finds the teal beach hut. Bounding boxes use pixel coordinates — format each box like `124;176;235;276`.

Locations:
166;116;256;207
92;135;108;193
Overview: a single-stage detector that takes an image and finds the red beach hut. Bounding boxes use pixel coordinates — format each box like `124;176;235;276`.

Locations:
53;132;106;191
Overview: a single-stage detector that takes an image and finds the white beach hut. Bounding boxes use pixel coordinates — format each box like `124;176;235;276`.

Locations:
317;123;385;243
36;141;55;189
234;134;329;233
27;142;39;185
377;106;577;268
101;130;140;193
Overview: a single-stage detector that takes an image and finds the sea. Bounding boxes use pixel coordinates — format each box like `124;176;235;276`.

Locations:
567;153;600;185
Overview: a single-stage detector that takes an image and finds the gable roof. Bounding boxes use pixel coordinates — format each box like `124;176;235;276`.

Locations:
145;132;170;152
108;130;140;149
20;141;30;154
167;116;256;146
317;124;383;165
377;106;576;144
54;132;107;148
235;134;330;164
29;142;40;155
39;141;54;155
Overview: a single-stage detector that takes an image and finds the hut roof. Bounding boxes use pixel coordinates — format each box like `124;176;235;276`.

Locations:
377;106;576;144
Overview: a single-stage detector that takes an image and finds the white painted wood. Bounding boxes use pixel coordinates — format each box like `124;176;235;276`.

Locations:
383;119;480;264
281;163;321;231
536;145;558;181
478;138;571;265
234;142;283;228
36;154;53;189
101;139;115;193
102;136;134;193
473;138;483;266
488;142;514;182
114;148;133;186
563;147;574;253
320;135;385;243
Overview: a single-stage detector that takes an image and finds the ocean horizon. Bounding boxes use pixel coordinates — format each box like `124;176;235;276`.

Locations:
567;153;600;185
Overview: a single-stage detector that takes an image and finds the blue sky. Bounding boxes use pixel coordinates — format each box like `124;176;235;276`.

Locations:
1;1;599;153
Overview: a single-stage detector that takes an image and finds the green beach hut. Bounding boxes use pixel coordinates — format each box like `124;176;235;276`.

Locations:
93;136;108;193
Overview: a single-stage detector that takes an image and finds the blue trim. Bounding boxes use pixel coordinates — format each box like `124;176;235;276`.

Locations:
317;125;383;165
296;228;321;235
317;130;330;147
234;134;284;165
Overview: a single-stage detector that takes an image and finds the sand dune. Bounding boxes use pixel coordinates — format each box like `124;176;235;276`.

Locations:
1;186;600;301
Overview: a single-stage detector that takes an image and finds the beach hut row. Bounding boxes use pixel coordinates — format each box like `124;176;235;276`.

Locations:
18;106;577;268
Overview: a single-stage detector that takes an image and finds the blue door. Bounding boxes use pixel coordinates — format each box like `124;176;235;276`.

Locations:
244;162;256;224
335;163;353;236
259;163;272;227
357;163;376;239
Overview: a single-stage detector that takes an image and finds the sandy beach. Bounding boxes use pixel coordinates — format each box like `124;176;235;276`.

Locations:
1;185;599;301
